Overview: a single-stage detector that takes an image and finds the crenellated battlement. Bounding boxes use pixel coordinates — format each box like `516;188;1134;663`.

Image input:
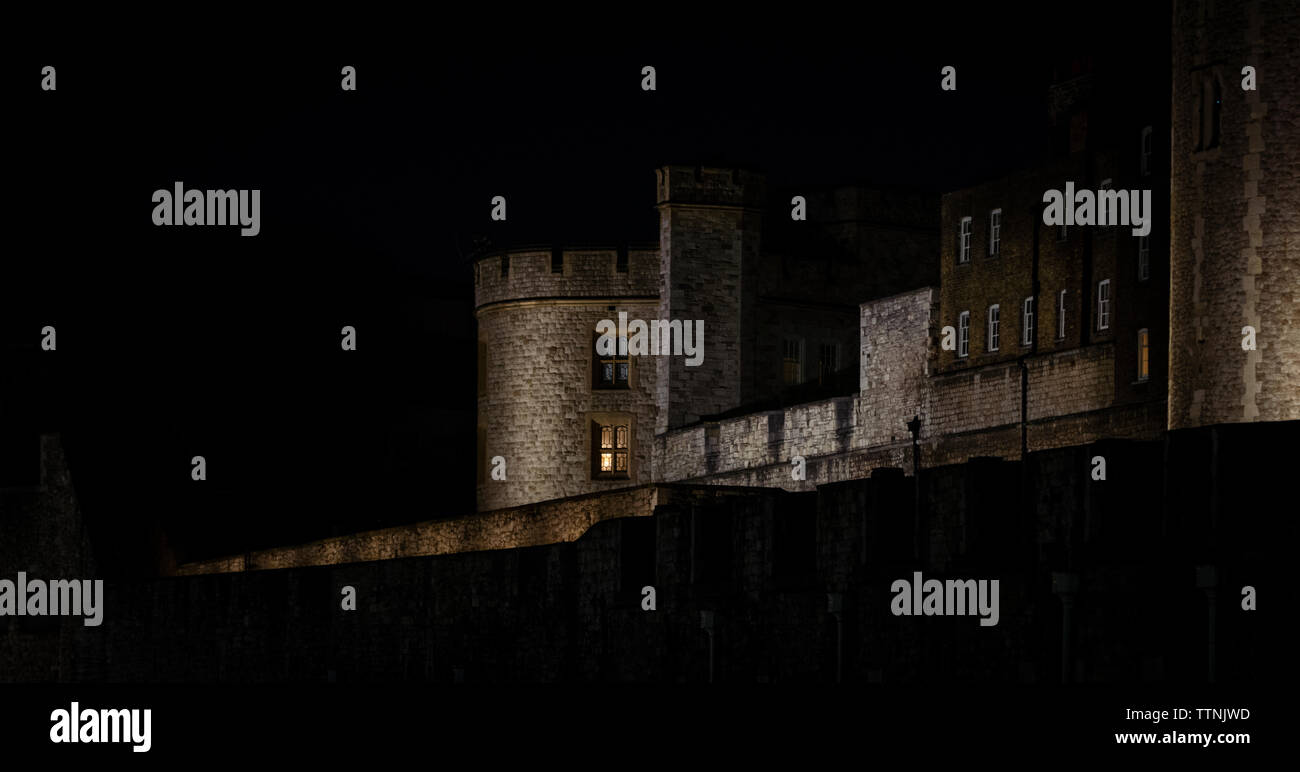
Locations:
473;245;659;312
655;165;767;209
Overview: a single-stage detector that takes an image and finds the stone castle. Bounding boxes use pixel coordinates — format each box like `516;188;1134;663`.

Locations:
3;1;1294;686
471;0;1297;517
150;0;1293;574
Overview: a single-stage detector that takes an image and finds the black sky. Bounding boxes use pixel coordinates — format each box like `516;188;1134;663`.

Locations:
0;6;1170;574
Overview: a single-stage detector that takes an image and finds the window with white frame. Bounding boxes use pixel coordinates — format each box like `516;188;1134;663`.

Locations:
1022;296;1035;346
1098;280;1111;330
989;209;1001;256
987;304;1000;352
959;217;972;264
1137;328;1150;382
1138;235;1150;281
958;311;970;358
1057;290;1067;340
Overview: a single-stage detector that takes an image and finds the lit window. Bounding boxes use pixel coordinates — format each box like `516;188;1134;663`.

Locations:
1098;280;1111;331
592;420;631;479
1022;297;1035;346
959;217;972;264
989;209;1001;256
988;304;1000;352
958;312;970;358
1137;328;1150;382
783;338;804;385
1057;290;1067;340
1138;236;1150;281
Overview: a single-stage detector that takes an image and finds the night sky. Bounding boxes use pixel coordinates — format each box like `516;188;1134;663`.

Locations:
1;6;1169;574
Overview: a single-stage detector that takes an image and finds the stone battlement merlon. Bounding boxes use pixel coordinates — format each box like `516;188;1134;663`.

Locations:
473;245;660;310
655;165;767;209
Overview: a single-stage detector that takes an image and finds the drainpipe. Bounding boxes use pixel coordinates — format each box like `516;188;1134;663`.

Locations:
1021;202;1043;569
1023;201;1042;463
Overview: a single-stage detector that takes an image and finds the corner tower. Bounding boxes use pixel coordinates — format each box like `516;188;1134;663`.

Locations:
474;246;659;512
1169;0;1300;429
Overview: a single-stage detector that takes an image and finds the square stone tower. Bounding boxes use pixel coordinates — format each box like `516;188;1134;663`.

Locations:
655;166;766;432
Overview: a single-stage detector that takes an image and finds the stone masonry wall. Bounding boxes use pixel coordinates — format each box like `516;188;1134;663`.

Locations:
654;284;1157;489
473;247;658;309
656;166;764;431
0;435;99;681
476;300;659;511
859;288;936;448
177;485;665;575
475;246;662;512
7;428;1275;684
1169;0;1300;429
1025;344;1117;420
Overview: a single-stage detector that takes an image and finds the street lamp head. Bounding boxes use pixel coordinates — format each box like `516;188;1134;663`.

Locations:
906;415;922;438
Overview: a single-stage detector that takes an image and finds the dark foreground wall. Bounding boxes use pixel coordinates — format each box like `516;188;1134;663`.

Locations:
1;424;1285;683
